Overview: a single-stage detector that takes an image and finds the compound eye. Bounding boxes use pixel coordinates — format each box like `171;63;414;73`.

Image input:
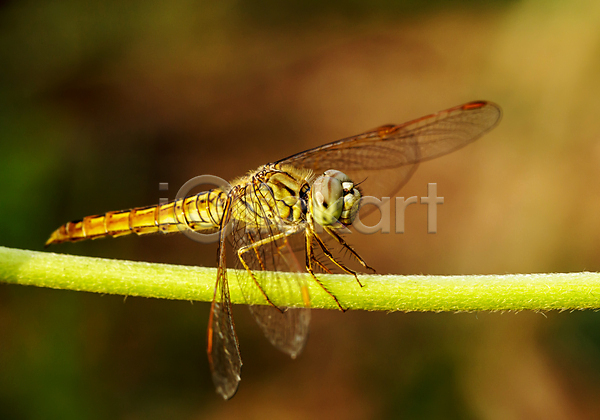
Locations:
323;169;350;183
311;175;344;226
323;169;356;192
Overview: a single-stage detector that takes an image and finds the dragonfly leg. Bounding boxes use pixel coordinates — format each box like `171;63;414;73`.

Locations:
237;230;291;313
247;231;266;271
324;226;376;274
311;230;364;288
304;236;334;275
305;230;346;312
310;253;333;275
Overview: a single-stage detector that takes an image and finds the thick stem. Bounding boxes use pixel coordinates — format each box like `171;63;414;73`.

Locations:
1;246;600;311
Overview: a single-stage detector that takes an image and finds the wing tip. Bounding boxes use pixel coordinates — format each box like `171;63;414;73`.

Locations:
462;100;502;114
216;381;240;400
461;100;503;128
462;100;488;110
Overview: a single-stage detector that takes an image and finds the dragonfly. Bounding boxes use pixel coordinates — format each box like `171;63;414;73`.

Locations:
46;100;502;399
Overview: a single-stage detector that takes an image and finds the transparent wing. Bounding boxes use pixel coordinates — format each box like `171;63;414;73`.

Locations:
207;198;242;400
230;182;310;358
277;101;502;200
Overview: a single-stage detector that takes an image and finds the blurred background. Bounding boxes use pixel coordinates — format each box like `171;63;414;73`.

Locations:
2;0;600;418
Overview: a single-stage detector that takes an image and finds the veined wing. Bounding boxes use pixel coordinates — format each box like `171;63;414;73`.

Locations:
207;196;242;400
276;101;502;201
230;180;310;358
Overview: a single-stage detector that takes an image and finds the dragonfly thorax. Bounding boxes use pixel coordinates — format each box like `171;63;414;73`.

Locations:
311;169;360;227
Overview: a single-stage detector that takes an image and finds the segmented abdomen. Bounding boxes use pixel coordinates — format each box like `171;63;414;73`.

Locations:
46;189;227;246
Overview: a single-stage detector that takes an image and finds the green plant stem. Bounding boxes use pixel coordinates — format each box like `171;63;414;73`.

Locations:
1;246;600;311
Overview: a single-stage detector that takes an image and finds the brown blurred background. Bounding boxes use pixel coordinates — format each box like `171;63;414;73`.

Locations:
3;0;600;418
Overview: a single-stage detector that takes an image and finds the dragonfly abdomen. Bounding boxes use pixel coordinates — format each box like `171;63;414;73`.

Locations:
46;189;227;246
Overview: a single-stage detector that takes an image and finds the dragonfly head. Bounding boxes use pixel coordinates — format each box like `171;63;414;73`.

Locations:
311;170;361;227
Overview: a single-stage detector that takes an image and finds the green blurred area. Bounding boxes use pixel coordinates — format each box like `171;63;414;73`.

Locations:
3;0;600;418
